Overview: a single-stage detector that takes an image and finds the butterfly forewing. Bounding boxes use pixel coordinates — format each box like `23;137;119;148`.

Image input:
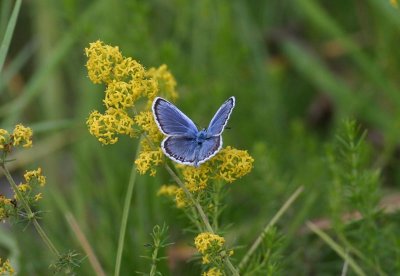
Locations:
162;136;198;165
152;97;198;136
207;97;235;136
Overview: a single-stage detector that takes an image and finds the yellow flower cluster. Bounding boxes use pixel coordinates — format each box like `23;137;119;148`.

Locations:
212;146;254;183
87;109;136;145
194;232;226;264
203;267;223;276
0;129;10;150
17;168;46;203
147;64;178;102
157;185;179;197
12;124;33;148
178;146;254;194
0;124;33;151
175;188;189;208
157;185;191;208
135;145;163;176
85;40;177;147
0;258;14;275
24;168;46;187
0;196;14;221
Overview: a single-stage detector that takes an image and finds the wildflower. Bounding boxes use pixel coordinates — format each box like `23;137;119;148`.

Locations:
181;165;211;192
0;129;10;150
147;64;178;101
86;108;135;145
134;111;163;142
0;258;14;275
85;40;123;84
203;267;223;276
135;142;164;176
175;188;189;208
213;146;254;183
194;232;226;264
12;124;32;148
34;193;43;201
0;196;14;221
17;184;31;193
157;185;178;197
24;168;46;187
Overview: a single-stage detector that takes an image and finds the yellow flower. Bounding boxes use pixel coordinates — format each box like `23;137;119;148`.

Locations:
213;146;254;183
195;232;226;264
113;57;145;82
0;129;10;150
157;185;178;197
0;258;14;275
0;196;14;221
390;0;398;7
85;40;123;84
12;124;33;148
203;267;223;276
24;168;46;186
175;188;189;208
104;80;135;109
147;64;178;101
34;193;43;201
134;142;164;175
17;183;31;193
181;165;211;192
134;111;163;142
86;108;135;145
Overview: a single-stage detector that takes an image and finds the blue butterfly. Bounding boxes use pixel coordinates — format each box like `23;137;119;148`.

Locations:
152;96;235;167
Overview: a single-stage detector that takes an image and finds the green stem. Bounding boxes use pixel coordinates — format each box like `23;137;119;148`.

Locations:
149;242;159;276
238;186;304;272
164;164;213;233
212;180;222;231
164;164;239;276
114;139;141;276
1;162;60;257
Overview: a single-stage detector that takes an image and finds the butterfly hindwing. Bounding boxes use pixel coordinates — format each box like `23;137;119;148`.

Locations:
207;96;235;136
162;136;198;165
152;97;198;136
197;136;222;166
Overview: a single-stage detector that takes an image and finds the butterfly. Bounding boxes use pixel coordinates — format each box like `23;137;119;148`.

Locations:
152;96;235;167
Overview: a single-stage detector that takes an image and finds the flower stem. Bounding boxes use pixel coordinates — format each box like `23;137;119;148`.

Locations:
114;139;141;276
238;186;304;272
1;162;60;257
164;164;214;233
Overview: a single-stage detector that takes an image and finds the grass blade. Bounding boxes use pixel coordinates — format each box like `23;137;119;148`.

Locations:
306;221;366;276
0;0;21;74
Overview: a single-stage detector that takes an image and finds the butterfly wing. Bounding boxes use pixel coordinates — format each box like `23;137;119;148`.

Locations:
197;136;222;166
152;97;198;136
162;136;198;165
207;96;235;136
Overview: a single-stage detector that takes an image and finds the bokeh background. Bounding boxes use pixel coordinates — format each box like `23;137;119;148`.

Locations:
1;0;400;274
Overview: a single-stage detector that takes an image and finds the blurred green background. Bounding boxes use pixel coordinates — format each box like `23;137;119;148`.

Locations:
1;0;400;275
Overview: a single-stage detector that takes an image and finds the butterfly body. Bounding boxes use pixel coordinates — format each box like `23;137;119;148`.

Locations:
152;96;235;167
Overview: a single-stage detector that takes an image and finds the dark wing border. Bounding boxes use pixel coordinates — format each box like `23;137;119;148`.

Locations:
207;96;235;136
